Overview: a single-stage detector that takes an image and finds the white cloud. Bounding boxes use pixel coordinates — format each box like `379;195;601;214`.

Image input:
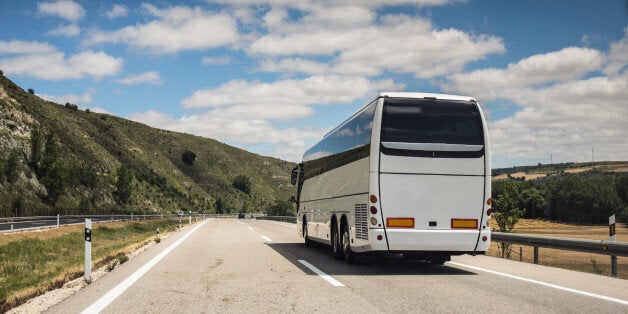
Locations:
0;41;123;80
444;47;604;101
38;89;94;104
47;24;81;37
249;11;504;78
0;40;56;54
260;58;331;75
604;27;628;76
107;4;128;19
488;75;627;163
37;0;85;22
115;71;163;85
180;75;402;109
202;56;231;65
86;4;239;54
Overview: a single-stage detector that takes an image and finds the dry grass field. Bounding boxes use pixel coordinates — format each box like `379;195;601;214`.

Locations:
0;219;185;312
488;219;628;279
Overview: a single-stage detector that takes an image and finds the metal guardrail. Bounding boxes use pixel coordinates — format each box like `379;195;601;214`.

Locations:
257;216;297;223
492;232;626;277
492;232;628;257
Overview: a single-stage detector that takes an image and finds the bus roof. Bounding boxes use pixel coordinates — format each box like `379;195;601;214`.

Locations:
379;92;476;102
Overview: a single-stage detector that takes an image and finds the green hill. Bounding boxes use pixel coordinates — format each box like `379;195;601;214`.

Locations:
0;74;295;217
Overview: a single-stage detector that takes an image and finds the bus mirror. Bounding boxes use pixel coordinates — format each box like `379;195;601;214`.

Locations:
290;167;298;185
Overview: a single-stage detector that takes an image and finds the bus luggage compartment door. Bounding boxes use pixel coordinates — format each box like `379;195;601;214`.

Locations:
379;173;485;252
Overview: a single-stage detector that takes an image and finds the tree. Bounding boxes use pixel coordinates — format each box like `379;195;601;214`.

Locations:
64;102;78;110
28;88;34;94
181;150;196;165
4;148;22;183
518;187;546;219
233;175;251;194
493;181;525;258
113;165;133;205
41;161;69;204
267;199;295;216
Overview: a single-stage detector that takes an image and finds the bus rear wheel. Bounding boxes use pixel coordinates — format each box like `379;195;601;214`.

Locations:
303;219;312;248
341;224;355;264
332;221;343;260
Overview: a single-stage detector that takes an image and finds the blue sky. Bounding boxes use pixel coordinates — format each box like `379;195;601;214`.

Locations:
1;0;626;168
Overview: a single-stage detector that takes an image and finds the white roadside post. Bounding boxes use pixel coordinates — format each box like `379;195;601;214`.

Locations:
85;219;92;282
609;214;617;277
57;214;60;228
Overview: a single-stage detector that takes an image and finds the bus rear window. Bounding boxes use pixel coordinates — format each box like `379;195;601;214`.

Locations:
381;98;484;145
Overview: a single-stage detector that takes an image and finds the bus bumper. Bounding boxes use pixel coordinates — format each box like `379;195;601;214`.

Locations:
370;228;491;253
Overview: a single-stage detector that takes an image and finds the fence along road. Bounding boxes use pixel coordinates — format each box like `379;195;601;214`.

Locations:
46;219;628;313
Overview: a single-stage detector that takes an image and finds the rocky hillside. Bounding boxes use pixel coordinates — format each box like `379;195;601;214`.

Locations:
0;74;295;217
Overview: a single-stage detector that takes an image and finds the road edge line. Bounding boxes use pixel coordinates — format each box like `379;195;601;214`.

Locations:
81;219;210;313
448;261;628;306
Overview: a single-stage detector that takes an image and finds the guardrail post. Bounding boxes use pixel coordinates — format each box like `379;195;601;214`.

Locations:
85;219;92;282
57;214;60;228
610;215;617;277
519;247;523;261
533;246;539;264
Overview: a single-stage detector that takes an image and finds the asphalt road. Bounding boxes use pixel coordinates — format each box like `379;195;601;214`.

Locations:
46;219;628;313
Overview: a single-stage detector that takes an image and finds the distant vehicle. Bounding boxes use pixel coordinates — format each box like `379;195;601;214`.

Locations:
177;211;185;217
291;92;492;264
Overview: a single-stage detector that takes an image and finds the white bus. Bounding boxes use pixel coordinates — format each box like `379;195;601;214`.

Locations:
291;92;491;264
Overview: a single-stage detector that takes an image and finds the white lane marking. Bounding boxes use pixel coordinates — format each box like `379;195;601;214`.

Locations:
244;224;272;242
449;262;628;306
298;260;344;287
82;219;210;313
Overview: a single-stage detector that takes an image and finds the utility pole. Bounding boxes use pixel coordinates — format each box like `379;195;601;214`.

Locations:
592;148;595;162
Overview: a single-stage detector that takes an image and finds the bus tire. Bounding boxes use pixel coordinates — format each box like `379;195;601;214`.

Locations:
332;220;343;260
303;219;312;248
341;223;355;264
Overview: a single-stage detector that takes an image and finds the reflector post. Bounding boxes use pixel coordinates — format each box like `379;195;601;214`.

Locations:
386;217;414;228
451;218;478;229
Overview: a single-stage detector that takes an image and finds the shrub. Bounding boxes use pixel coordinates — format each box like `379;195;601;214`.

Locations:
181;150;196;165
233;175;251;194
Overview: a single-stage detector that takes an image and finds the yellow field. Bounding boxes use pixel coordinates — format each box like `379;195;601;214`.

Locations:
488;219;627;278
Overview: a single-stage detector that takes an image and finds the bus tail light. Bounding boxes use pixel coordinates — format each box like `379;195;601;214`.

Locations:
486;198;492;206
386;218;414;228
370;206;377;214
370;217;378;225
370;195;378;203
451;218;478;229
482;236;488;242
486;208;491;216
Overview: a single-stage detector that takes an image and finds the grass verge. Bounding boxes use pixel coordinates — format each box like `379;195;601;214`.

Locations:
0;218;187;312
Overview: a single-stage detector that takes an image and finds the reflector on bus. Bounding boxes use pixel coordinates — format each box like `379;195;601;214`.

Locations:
451;218;478;229
386;217;415;228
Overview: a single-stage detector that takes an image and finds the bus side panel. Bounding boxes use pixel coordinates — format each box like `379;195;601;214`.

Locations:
299;157;369;243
